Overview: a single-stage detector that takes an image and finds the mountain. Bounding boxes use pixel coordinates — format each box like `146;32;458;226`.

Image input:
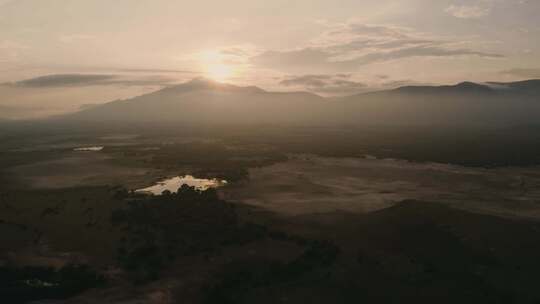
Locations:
393;81;495;95
65;78;331;125
63;78;540;127
335;79;540;126
486;79;540;95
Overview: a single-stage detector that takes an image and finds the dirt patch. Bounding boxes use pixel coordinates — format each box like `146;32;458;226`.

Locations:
223;155;540;219
7;152;151;189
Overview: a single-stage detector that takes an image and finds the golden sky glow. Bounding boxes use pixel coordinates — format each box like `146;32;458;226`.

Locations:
0;0;539;118
199;50;236;82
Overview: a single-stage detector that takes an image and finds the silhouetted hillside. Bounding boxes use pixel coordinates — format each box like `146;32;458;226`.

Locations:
65;78;329;125
337;79;540;126
63;79;540;127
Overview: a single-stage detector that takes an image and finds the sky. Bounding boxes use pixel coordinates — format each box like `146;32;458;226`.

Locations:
1;0;539;118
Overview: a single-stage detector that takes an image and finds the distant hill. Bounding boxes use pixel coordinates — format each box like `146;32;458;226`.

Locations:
393;81;495;94
64;78;330;125
486;79;540;95
335;79;540;126
62;78;540;127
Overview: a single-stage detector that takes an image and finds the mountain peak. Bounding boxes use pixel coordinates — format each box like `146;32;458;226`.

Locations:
394;81;493;94
160;78;265;94
186;77;221;85
454;81;491;91
181;77;226;89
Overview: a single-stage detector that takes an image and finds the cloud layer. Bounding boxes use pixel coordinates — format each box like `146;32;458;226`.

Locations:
279;74;367;96
252;23;503;72
445;5;491;19
4;74;180;88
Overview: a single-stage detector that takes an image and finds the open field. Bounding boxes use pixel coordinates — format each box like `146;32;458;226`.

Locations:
2;128;540;303
224;155;540;219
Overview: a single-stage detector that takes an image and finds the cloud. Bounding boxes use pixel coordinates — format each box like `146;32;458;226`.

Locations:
280;74;334;88
4;74;180;88
10;74;115;87
347;45;502;66
252;48;330;70
278;74;435;95
252;23;503;72
445;5;491;19
279;74;367;96
501;68;540;78
178;44;260;67
114;68;198;74
378;79;433;90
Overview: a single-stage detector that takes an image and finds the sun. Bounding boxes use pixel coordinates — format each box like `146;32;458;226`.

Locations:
199;50;236;82
206;63;234;82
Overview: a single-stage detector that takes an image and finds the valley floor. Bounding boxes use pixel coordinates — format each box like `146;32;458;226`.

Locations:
2;128;540;303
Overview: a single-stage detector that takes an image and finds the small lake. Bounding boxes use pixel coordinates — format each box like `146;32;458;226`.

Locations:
73;146;104;152
136;175;228;195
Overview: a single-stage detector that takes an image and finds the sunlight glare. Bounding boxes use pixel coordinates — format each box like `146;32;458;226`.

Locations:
200;50;235;82
206;63;234;82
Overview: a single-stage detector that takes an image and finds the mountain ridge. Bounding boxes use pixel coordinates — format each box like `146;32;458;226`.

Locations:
61;78;540;127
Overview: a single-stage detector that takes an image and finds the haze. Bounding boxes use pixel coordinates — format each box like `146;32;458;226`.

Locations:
1;0;540;118
5;1;540;303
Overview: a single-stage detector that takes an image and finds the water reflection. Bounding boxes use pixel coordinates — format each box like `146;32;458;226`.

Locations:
136;175;227;195
74;146;104;152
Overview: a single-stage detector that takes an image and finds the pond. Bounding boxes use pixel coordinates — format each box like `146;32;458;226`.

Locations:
136;175;228;195
73;146;104;152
